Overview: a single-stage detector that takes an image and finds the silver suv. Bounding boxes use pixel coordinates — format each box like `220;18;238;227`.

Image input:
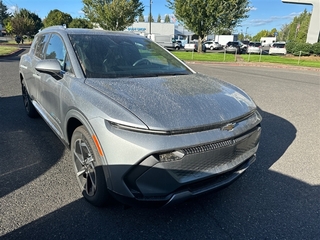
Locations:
19;26;262;207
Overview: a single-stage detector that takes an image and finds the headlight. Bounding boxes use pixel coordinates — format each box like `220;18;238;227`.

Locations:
159;151;185;162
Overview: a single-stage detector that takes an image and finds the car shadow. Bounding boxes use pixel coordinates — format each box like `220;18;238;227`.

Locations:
0;95;65;198
2;107;318;239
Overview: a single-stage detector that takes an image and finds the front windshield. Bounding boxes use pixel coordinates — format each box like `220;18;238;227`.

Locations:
69;33;192;78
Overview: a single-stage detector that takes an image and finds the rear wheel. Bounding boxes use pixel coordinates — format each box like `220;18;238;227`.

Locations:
71;126;111;207
21;79;38;118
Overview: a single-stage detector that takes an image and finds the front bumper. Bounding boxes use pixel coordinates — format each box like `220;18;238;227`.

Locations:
108;124;261;207
91;110;262;207
111;154;256;207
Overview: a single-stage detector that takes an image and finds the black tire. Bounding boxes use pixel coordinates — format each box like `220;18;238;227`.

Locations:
210;46;213;50
175;46;180;50
71;126;111;207
21;79;38;118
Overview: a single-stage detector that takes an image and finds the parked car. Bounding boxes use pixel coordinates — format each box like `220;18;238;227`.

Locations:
175;40;183;50
19;26;262;208
247;42;262;54
241;40;250;48
184;41;206;52
204;41;222;50
269;42;287;55
225;41;247;54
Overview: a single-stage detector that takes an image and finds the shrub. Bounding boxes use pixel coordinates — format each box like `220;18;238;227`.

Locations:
292;51;310;56
312;42;320;55
293;42;313;54
285;41;296;54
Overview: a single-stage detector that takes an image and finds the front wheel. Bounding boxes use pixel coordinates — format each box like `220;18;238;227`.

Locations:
71;126;111;207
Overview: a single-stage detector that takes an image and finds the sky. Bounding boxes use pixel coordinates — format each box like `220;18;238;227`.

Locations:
2;0;313;36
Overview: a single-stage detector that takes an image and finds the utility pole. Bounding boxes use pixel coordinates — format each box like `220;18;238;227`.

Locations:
149;0;152;35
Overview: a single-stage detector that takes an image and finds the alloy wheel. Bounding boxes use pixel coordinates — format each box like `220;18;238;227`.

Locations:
73;138;97;197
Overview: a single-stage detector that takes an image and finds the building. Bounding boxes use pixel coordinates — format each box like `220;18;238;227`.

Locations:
124;22;195;45
125;22;176;37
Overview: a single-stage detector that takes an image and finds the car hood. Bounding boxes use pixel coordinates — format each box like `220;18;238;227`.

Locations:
85;73;256;131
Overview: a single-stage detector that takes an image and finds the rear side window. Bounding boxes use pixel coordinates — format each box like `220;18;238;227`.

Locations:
273;43;285;48
250;42;261;47
34;34;50;59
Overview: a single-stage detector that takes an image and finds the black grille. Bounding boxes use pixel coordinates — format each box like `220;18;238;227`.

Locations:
182;139;234;155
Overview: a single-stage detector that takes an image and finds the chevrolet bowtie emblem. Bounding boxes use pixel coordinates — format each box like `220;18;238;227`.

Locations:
221;123;236;131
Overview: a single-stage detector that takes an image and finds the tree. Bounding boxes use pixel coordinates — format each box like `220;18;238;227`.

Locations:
287;9;310;43
138;13;144;22
251;10;311;43
164;15;170;23
278;23;290;42
0;0;10;26
69;18;93;28
4;20;13;35
157;14;161;23
82;0;144;31
147;14;154;23
252;29;274;41
167;0;250;52
10;8;41;37
43;9;73;28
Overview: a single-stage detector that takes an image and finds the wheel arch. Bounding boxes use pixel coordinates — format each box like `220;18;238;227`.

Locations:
65;111;113;190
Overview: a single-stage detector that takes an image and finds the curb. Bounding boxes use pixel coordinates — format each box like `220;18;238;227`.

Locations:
0;47;27;58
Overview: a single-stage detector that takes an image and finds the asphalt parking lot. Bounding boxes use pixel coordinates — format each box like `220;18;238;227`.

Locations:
0;49;319;239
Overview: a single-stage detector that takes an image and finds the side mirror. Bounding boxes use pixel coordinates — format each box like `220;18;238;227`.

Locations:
35;59;63;80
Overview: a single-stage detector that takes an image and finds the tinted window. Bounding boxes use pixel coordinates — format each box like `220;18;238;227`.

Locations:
69;34;192;78
34;34;50;59
227;42;239;47
273;43;285;48
249;42;261;47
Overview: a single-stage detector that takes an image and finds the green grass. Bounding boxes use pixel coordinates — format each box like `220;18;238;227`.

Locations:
241;54;320;68
0;46;20;55
171;51;320;68
172;51;237;62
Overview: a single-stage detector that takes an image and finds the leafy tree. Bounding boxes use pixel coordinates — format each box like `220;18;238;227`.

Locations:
167;0;250;52
16;9;43;35
238;32;244;41
251;29;276;41
157;14;161;22
0;0;10;26
269;28;277;37
69;18;93;28
138;13;144;22
43;9;73;28
164;14;170;23
147;14;154;22
82;0;144;31
278;23;290;42
4;20;13;35
289;10;310;43
253;10;312;43
10;8;41;37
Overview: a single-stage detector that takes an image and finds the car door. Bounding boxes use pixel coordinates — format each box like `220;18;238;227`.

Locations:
24;33;50;101
38;33;71;138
